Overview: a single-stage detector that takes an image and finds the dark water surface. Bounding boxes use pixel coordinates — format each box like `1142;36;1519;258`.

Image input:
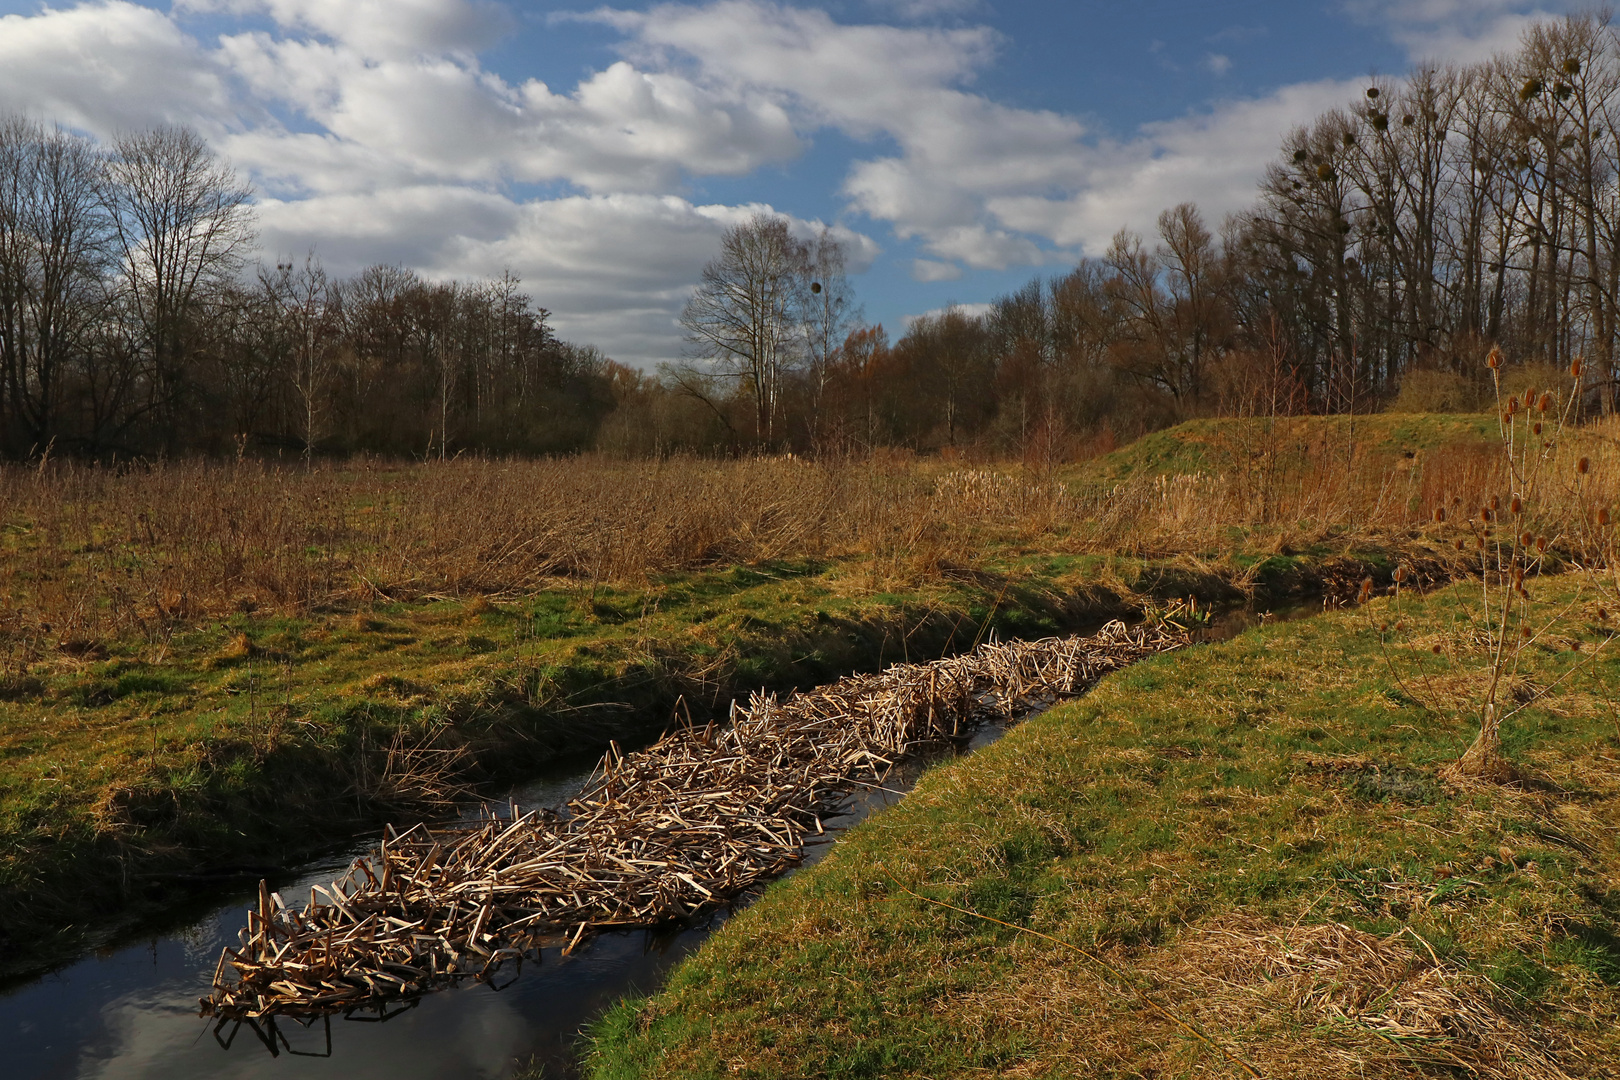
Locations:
3;601;1316;1080
4;725;1004;1080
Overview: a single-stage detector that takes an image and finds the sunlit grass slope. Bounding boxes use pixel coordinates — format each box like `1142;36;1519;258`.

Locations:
586;575;1620;1079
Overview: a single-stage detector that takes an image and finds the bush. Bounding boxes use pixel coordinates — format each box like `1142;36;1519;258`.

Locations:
1390;369;1489;413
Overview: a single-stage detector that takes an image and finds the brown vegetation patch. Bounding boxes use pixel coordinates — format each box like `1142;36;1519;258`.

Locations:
956;917;1592;1079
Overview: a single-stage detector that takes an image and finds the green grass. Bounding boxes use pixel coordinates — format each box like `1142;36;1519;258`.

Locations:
583;574;1620;1078
0;557;994;968
1073;413;1498;487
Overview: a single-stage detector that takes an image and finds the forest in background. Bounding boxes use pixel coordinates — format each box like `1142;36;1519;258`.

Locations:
5;12;1620;461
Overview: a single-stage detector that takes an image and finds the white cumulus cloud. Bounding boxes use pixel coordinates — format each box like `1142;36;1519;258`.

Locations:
0;1;233;135
1341;0;1580;63
911;259;963;282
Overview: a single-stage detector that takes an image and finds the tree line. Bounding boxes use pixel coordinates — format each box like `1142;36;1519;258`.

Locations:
7;12;1620;462
0;118;616;459
634;12;1620;459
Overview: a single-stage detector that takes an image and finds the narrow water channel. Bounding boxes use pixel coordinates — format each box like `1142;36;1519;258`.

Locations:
4;721;1006;1080
3;601;1314;1080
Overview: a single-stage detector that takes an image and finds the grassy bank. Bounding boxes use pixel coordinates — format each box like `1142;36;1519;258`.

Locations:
0;541;1392;981
585;573;1620;1078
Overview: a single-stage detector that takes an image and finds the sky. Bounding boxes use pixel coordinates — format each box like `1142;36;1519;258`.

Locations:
0;0;1588;366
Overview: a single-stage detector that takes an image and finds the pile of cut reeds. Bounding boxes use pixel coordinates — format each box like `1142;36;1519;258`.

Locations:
203;618;1186;1019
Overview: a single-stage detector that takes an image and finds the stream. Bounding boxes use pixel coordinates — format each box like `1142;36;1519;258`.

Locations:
4;723;1008;1080
2;602;1311;1080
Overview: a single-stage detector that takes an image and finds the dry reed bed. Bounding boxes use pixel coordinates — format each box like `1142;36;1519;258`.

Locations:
202;619;1187;1020
6;420;1619;663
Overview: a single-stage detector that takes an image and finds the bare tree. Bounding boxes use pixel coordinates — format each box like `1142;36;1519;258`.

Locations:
104;125;255;446
0;115;112;453
680;214;809;445
908;304;995;448
261;252;334;464
797;228;857;446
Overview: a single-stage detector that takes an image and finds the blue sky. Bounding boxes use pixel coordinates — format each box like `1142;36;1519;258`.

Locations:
0;0;1583;364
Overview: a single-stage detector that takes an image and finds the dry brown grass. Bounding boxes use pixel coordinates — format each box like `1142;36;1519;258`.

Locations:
0;455;952;662
957;915;1601;1079
6;419;1620;670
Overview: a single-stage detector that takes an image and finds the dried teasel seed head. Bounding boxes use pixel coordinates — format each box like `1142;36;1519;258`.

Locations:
1572;356;1584;378
1578;456;1591;474
1539;392;1552;412
1537;536;1548;552
1432;644;1442;654
1455;539;1466;550
1488;345;1504;369
1522;625;1533;638
1451;495;1462;507
1434;506;1447;523
1599;606;1611;621
1491;495;1501;511
1379;622;1390;633
1514;566;1526;584
1503;411;1514;424
1508;396;1520;413
1511;495;1523;515
1481;507;1493;523
1394;566;1408;582
1395;620;1405;631
1600;507;1612;526
1525;386;1538;407
1573;640;1583;652
1533;421;1543;435
1520;531;1533;548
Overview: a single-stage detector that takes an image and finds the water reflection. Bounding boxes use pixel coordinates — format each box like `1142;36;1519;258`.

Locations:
3;740;939;1080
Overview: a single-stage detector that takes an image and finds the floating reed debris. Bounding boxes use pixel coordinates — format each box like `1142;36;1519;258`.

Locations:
203;618;1187;1019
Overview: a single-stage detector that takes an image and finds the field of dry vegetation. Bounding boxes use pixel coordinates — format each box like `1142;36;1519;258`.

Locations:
7;409;1612;669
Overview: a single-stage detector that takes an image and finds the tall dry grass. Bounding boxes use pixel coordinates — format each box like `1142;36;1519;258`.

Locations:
4;423;1619;667
0;455;968;662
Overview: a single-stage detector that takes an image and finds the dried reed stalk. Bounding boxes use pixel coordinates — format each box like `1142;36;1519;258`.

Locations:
202;619;1186;1019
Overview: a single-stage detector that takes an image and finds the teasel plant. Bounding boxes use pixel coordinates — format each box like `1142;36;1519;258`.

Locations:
1360;347;1618;780
1435;346;1615;780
